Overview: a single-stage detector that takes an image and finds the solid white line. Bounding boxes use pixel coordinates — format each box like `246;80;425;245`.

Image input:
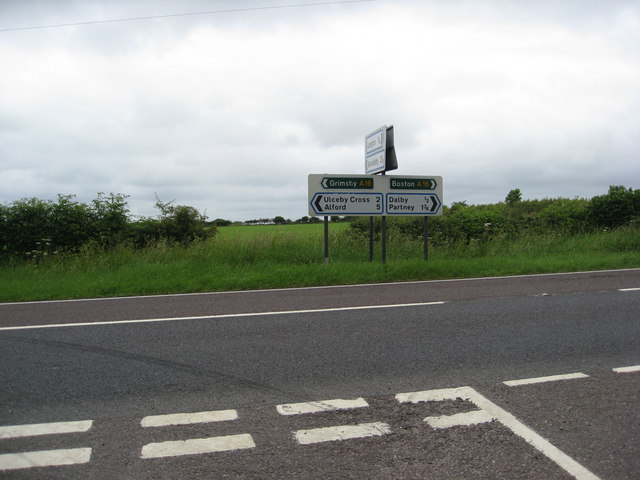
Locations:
619;288;640;292
503;372;589;387
277;398;368;415
396;387;600;480
0;448;92;470
294;422;391;445
3;268;638;306
140;434;255;459
0;301;446;331
141;409;237;428
465;388;601;480
425;410;494;429
0;420;93;439
613;365;640;373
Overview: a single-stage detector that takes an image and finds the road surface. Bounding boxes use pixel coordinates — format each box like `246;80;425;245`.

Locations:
1;269;639;478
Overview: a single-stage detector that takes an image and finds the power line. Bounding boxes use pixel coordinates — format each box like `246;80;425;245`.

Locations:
0;0;376;33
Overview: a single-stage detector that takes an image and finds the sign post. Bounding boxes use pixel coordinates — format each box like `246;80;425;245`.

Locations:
308;125;442;263
365;125;398;262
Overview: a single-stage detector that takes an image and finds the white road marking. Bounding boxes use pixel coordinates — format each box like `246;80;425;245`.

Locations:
141;409;237;427
395;387;470;404
140;434;255;459
613;365;640;373
294;422;391;445
425;410;494;429
277;398;368;415
0;301;446;331
0;420;93;439
0;448;92;470
397;387;601;480
4;267;637;306
619;287;640;292
503;372;589;387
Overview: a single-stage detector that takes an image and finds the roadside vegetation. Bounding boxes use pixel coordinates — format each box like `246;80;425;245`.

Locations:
0;186;638;302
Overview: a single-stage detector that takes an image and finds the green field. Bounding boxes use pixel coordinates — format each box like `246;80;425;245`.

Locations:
1;222;639;302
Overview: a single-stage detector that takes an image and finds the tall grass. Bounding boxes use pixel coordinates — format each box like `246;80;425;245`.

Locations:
0;224;638;302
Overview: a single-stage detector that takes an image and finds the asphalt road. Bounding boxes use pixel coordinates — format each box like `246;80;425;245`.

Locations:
1;269;639;479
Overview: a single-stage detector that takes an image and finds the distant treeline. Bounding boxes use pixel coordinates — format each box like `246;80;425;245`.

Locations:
214;215;350;226
0;193;214;261
350;186;640;247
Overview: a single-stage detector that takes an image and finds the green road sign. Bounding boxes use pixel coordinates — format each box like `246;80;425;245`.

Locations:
389;178;437;190
308;174;443;216
321;177;374;189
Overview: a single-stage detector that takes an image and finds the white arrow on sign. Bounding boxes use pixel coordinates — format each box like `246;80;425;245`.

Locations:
310;193;383;215
385;193;441;215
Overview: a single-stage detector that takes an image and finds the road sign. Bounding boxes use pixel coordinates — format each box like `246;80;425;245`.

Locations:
321;177;373;189
389;177;437;190
308;174;443;216
365;125;398;174
310;193;383;215
365;126;386;174
386;193;441;215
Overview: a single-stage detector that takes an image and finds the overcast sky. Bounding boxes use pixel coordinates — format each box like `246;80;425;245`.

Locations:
1;0;638;221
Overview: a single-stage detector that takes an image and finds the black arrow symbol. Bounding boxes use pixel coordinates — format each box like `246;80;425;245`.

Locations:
430;196;438;212
314;194;324;213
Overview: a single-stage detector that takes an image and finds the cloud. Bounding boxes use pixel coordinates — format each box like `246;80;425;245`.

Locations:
0;0;638;220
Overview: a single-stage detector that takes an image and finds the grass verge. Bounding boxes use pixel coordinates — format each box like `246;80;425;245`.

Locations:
0;225;638;302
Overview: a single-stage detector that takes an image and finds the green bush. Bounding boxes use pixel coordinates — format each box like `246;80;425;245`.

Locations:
0;195;95;259
348;186;636;246
154;199;215;245
590;186;639;228
0;193;214;261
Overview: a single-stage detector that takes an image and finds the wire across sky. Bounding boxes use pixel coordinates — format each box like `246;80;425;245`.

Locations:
0;0;376;33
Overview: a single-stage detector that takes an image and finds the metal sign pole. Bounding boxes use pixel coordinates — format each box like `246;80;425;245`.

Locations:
324;216;329;264
369;216;374;261
423;216;429;260
382;216;387;264
381;172;387;264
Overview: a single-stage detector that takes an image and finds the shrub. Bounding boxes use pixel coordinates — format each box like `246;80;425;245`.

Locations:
154;199;215;245
590;186;639;228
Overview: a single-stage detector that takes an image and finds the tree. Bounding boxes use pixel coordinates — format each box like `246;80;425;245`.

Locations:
505;189;522;205
212;218;233;227
273;216;287;225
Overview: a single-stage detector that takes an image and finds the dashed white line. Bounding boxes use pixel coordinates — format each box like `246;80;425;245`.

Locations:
613;365;640;373
0;420;93;471
141;409;237;427
294;422;391;445
277;398;368;415
503;372;589;387
618;287;640;292
395;387;469;404
0;420;93;439
141;434;255;459
425;410;494;429
0;448;92;471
